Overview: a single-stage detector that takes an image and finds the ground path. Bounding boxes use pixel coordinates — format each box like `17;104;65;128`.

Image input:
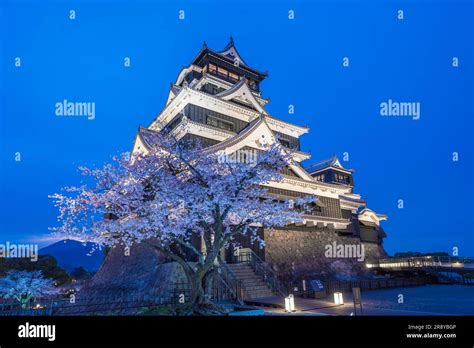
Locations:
246;285;474;316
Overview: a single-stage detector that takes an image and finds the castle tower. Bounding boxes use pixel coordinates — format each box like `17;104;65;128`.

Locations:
132;38;388;268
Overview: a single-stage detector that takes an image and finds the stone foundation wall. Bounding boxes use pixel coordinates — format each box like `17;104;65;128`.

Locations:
264;228;387;280
79;242;187;299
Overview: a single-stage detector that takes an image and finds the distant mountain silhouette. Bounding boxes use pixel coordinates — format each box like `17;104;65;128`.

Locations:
39;240;105;272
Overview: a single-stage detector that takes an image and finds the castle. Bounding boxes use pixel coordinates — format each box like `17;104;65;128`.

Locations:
130;38;388;275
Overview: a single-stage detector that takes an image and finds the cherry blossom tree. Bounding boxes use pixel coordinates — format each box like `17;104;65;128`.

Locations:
0;270;57;308
50;132;314;312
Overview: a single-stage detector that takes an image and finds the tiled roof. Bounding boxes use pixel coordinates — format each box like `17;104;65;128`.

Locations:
137;127;161;150
201;115;265;154
305;155;339;172
305;155;353;174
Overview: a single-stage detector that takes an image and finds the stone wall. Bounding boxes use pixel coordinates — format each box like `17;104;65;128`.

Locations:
264;228;387;281
79;242;187;299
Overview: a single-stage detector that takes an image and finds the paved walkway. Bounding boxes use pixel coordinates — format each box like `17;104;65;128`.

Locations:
247;294;453;316
246;296;336;310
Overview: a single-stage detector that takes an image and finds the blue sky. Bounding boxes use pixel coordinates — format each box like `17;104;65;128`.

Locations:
1;0;473;255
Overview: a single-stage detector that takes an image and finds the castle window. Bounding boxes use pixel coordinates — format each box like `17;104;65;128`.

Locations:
229;72;239;82
314;174;325;182
206;115;234;132
279;139;291;148
208;63;217;74
310;202;322;214
334;173;350;185
217;66;228;78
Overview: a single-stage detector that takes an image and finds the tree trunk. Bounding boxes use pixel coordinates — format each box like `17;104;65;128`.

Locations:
146;240;224;314
188;270;206;311
187;265;222;314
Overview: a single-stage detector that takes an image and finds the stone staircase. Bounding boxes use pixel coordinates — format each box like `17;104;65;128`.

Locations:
226;263;274;300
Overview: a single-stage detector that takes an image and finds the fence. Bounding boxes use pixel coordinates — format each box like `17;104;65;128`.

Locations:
0;275;237;316
322;276;433;295
0;281;191;316
0;298;54;316
54;293;175;315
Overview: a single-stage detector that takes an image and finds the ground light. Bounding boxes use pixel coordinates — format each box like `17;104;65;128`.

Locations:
284;294;295;312
334;292;344;305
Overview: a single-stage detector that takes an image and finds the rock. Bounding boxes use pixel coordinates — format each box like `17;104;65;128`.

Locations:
79;241;186;299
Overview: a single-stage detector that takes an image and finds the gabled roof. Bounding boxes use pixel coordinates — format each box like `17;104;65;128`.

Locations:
306;155;353;175
174;64;203;87
194;73;269;104
201;115;267;154
357;207;388;226
264;114;309;135
202;115;314;181
216;77;267;114
147;84;308;138
217;36;248;67
191;39;268;79
135;127;161;151
166;84;183;105
339;194;367;205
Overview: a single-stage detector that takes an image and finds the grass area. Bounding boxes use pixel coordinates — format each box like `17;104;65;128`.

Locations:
137;302;233;316
138;304;194;316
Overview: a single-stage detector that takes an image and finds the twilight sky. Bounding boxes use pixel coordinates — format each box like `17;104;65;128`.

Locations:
1;0;473;255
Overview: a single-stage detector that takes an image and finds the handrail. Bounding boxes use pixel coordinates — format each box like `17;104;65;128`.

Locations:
218;263;245;305
237;249;288;297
